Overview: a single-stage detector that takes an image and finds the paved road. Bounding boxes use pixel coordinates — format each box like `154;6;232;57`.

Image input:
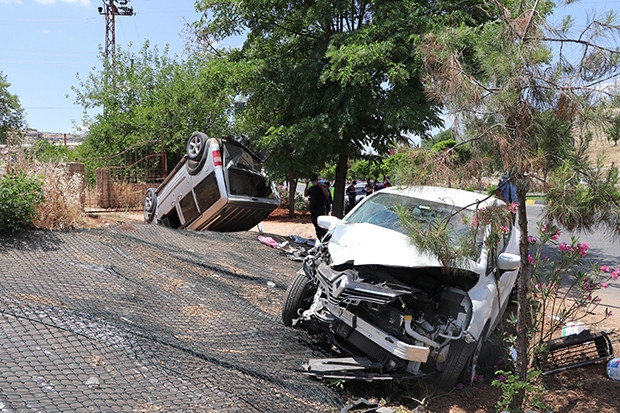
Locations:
526;204;620;324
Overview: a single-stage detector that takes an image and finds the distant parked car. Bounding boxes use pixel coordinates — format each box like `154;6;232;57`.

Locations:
144;133;280;231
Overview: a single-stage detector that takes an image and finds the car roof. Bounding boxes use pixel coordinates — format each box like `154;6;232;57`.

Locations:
377;185;502;210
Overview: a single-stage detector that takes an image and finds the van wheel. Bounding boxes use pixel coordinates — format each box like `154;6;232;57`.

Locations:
144;188;157;222
282;270;316;327
186;132;208;175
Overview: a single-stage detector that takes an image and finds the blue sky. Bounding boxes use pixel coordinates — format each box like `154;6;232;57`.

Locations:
1;0;205;134
1;0;617;135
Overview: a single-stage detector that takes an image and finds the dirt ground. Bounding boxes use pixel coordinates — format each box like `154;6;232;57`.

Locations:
85;207;620;413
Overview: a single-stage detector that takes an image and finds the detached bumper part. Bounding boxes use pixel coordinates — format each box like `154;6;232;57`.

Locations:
301;357;433;381
537;330;614;375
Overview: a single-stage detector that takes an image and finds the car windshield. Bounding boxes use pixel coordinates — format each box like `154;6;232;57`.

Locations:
346;192;477;240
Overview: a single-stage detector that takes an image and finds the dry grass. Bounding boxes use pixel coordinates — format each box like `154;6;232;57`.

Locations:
1;149;87;230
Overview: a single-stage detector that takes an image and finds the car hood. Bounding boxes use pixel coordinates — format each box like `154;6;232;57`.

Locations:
326;222;481;272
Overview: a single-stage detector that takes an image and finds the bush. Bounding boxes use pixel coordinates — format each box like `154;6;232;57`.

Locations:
0;171;45;232
31;162;87;230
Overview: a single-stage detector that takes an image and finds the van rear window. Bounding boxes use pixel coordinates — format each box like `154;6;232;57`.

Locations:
223;142;273;199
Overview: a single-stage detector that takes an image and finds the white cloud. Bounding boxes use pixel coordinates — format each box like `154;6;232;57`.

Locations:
34;0;91;6
0;0;23;4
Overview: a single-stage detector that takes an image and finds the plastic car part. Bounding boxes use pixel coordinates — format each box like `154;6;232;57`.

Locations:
537;330;614;375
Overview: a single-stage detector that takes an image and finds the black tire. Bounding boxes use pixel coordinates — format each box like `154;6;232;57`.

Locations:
144;188;157;222
435;325;489;390
461;328;487;387
435;338;477;390
281;270;316;327
186;132;209;175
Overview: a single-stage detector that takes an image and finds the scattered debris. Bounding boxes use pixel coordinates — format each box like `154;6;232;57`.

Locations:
537;329;614;375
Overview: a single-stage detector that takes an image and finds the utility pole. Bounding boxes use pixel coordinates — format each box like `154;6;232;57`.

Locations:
97;0;135;61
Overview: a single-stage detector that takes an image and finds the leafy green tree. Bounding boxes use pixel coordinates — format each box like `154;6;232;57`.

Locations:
72;42;236;171
417;0;620;407
607;112;620;146
0;72;26;145
192;0;488;217
421;129;454;149
26;140;74;163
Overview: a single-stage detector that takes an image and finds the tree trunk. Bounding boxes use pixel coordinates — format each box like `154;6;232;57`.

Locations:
512;175;531;410
287;169;297;216
332;154;348;218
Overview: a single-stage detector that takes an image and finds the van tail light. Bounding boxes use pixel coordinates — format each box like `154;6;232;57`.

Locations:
212;150;222;167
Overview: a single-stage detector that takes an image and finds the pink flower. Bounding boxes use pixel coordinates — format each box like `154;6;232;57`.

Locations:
528;236;538;244
611;270;620;280
600;265;610;273
551;231;561;241
601;282;609;289
558;242;568;253
497;375;507;383
527;255;536;265
608;310;613;317
541;224;547;233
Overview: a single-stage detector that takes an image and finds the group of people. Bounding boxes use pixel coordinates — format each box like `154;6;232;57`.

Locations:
307;174;392;239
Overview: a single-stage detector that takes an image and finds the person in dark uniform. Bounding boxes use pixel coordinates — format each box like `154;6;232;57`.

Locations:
305;173;331;239
346;180;358;213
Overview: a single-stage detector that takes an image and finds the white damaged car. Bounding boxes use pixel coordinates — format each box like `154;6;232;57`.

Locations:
281;186;520;389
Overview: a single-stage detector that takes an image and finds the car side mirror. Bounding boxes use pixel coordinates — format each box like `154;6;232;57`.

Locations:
497;252;520;271
317;215;341;230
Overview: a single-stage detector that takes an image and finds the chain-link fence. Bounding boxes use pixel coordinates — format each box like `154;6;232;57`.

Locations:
0;224;344;412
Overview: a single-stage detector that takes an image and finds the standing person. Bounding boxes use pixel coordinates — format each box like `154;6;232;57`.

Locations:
373;179;384;191
346;180;358;213
498;173;518;223
498;173;517;204
305;174;331;239
324;181;334;214
364;178;374;196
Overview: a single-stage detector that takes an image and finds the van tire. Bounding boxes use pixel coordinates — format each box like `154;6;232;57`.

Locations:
144;188;157;222
186;132;208;175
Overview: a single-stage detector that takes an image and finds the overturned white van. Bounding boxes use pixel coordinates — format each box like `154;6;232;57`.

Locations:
144;132;280;231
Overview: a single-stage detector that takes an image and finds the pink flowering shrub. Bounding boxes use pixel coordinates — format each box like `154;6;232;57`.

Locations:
527;222;616;359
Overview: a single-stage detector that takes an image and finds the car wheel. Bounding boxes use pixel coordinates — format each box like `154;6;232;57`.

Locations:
435;337;477;390
460;327;487;387
281;270;316;327
144;188;157;222
436;324;489;390
186;132;208;175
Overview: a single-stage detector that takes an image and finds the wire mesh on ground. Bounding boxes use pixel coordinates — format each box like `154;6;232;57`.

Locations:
0;224;343;412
